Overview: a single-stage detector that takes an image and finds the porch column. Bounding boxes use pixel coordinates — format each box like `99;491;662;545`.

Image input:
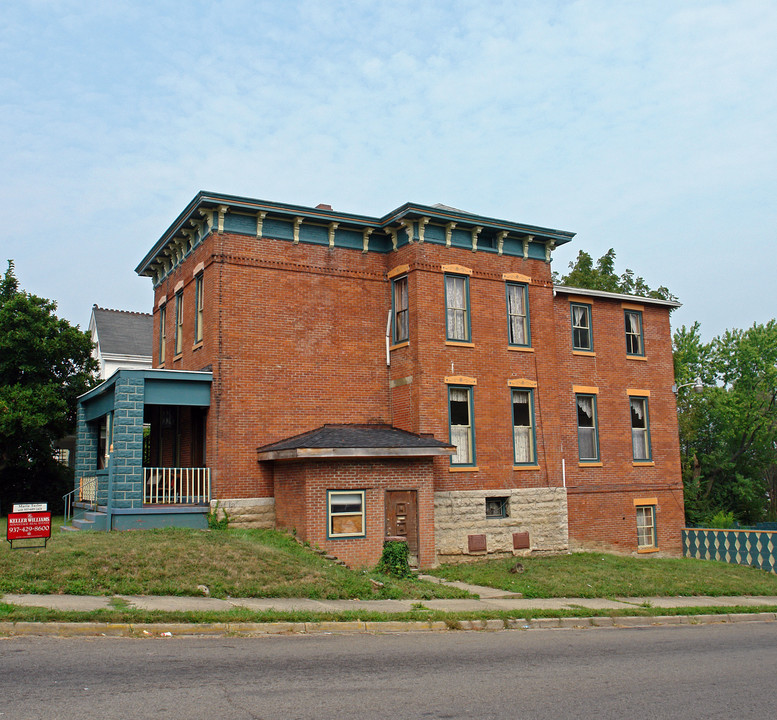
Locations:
111;375;146;510
75;405;97;489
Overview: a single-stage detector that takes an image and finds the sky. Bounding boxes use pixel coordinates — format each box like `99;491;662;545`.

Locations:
2;0;775;340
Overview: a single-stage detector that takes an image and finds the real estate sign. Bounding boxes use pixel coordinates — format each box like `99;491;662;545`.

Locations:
6;504;51;548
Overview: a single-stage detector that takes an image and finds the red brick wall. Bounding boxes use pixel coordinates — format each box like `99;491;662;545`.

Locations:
273;458;436;568
148;221;684;556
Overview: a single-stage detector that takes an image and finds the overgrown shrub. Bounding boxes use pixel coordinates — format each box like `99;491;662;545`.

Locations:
376;540;412;578
207;501;229;530
705;510;736;529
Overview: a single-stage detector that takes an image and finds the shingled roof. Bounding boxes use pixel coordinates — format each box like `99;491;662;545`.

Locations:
91;306;153;357
257;424;455;461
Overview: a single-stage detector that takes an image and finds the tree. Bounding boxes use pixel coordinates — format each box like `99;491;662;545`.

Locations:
555;248;677;302
0;261;97;510
673;320;777;524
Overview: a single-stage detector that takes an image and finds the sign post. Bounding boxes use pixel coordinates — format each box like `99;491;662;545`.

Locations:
7;503;52;549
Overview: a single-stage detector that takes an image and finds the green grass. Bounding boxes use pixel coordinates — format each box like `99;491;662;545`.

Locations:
0;522;469;600
1;601;775;626
425;553;777;598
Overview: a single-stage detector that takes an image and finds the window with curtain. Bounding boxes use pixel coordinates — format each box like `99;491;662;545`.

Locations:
393;276;409;343
194;273;204;344
506;283;529;346
449;386;474;464
512;389;535;464
159;304;166;364
630;397;651;460
636;505;657;548
571;303;592;351
576;394;599;461
625;310;644;355
445;275;469;341
174;291;184;355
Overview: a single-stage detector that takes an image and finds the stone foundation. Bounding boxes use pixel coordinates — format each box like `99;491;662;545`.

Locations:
434;488;569;563
211;497;275;528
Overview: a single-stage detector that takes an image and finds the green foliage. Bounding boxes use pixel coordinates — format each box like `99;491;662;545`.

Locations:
207;502;229;530
0;261;97;509
674;320;777;525
705;511;737;529
555;248;677;302
376;540;412;578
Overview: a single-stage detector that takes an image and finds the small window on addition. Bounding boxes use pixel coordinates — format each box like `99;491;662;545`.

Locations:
485;497;509;519
636;505;657;549
328;490;365;538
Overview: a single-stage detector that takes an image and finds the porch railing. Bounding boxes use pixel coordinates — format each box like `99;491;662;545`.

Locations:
63;475;98;525
143;467;211;505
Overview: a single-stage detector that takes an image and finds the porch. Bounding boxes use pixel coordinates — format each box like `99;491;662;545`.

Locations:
70;369;213;531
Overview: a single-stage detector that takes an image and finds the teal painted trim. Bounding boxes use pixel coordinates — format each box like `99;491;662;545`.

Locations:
625;309;645;356
136;191;576;278
511;388;537;465
144;379;211;406
576;393;600;462
570;302;594;351
112;509;208;531
444;274;471;342
448;384;477;467
505;282;531;347
326;489;367;540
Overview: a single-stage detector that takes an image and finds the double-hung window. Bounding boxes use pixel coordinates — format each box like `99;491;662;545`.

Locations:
576;394;599;462
636;505;657;548
506;282;530;346
630;396;651;461
625;309;644;356
512;389;536;464
449;385;475;465
328;490;365;538
174;291;184;356
571;303;593;351
159;303;166;364
392;275;409;343
194;273;204;344
445;274;470;342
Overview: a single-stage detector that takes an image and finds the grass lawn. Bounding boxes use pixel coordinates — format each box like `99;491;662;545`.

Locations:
425;552;777;598
0;520;469;600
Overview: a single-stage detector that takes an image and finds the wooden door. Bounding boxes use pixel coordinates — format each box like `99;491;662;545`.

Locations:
385;490;419;565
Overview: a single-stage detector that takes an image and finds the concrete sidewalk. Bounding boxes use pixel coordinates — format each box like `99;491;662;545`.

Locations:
3;587;777;614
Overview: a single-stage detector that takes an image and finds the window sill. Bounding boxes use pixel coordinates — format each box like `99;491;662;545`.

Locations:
445;341;474;348
578;461;603;467
572;350;596;357
626;355;648;361
508;345;534;353
637;547;660;554
390;341;409;351
192;341;204;352
633;461;655;467
449;466;479;472
173;353;183;361
513;465;540;471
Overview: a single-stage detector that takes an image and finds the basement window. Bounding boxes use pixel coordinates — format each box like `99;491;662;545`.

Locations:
485;496;509;519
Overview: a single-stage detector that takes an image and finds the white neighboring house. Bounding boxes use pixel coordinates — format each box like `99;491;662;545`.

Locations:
89;305;153;380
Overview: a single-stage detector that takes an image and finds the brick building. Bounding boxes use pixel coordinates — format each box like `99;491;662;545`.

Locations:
73;192;684;566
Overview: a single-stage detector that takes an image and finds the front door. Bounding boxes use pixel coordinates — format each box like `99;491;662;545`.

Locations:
385;490;419;566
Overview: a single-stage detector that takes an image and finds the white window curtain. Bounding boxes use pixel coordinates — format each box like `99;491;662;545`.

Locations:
577;395;597;459
512;391;533;463
572;305;590;348
446;277;467;340
450;387;471;463
626;312;642;354
507;285;526;344
631;398;649;460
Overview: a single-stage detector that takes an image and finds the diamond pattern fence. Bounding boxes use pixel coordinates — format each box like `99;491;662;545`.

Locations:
683;528;777;573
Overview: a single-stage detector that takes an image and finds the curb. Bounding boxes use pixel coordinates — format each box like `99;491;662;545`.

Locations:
2;612;775;638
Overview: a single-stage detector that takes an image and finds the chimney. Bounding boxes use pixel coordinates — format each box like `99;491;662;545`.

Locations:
315;203;333;211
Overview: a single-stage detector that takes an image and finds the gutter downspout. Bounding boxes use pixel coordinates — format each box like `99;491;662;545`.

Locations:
385;309;392;367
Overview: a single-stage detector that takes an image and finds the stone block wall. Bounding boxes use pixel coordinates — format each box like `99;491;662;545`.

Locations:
110;375;146;509
212;497;275;528
434;487;569;563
